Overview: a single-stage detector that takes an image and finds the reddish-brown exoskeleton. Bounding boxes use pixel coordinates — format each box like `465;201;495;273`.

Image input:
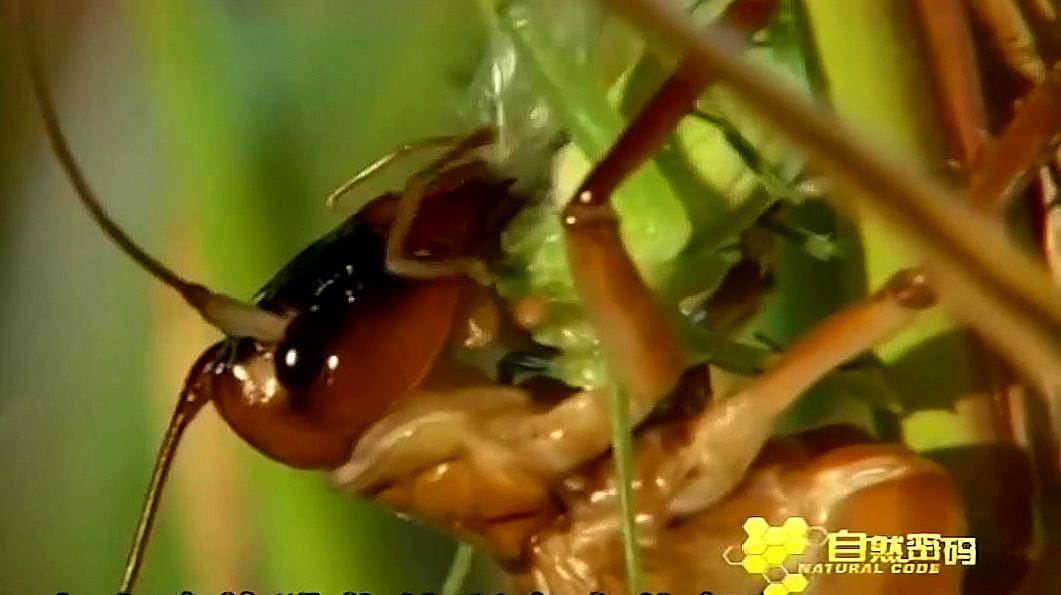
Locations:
24;0;1061;593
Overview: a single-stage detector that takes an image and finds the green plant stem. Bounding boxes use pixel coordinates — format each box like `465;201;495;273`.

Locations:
609;385;643;593
441;543;475;595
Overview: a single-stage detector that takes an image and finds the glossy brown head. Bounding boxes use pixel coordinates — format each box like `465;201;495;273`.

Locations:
29;33;519;586
204;278;461;469
198;158;519;468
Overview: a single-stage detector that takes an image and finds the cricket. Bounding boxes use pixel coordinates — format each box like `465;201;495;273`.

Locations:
12;0;1061;593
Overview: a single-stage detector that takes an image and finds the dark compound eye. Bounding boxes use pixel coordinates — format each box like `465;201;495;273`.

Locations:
275;311;337;395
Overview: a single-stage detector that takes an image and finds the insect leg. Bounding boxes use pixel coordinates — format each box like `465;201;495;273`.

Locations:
499;69;719;475
911;7;1059;569
560;0;779;426
667;269;935;515
383;128;497;280
504;2;779;476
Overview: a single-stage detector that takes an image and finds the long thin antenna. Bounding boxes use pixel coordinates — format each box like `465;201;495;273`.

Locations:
325;133;469;210
120;382;206;594
24;41;188;293
20;8;287;343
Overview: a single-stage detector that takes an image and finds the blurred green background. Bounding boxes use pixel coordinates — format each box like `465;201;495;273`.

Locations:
0;1;501;592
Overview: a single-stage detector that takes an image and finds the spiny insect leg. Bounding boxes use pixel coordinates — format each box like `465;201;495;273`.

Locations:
505;0;779;479
384;128;496;280
667;269;935;515
560;0;778;425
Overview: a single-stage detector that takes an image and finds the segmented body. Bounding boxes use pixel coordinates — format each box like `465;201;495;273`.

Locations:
326;367;962;594
174;136;964;594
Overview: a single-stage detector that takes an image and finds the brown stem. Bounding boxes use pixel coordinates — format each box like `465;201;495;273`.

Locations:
1019;0;1061;62
970;65;1061;212
596;0;1061;389
1023;0;1058;22
571;0;779;207
911;0;989;171
969;0;1048;84
914;16;1061;491
912;0;1035;450
1041;155;1061;284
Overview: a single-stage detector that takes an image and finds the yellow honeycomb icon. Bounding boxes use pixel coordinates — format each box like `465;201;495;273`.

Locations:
722;516;824;594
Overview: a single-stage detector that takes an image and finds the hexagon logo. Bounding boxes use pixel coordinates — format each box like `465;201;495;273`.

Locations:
764;526;788;545
764;584;789;595
744;516;770;536
763;565;788;583
785;535;808;555
741;554;768;574
764;545;788;564
807;526;829;546
743;535;768;555
725;517;823;594
783;517;809;536
782;573;809;593
722;545;744;565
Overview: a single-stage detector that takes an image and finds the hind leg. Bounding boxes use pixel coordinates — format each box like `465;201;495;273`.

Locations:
666;269;935;516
